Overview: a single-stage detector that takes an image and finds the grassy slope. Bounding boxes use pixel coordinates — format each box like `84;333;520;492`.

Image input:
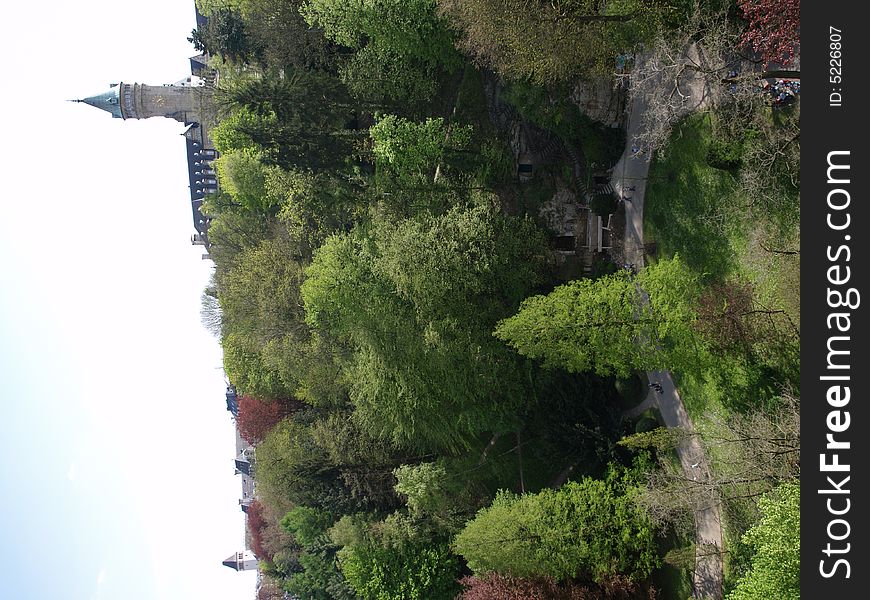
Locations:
643;112;800;591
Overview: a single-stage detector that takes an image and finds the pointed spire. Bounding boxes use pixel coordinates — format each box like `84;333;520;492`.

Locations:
76;86;123;118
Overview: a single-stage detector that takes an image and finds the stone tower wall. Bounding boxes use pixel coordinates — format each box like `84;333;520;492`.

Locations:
120;83;211;124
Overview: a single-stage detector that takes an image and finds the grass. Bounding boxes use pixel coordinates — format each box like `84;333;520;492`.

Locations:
643;110;801;591
644;113;748;283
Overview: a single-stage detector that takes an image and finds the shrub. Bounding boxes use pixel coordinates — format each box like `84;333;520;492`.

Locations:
706;138;742;171
453;466;659;582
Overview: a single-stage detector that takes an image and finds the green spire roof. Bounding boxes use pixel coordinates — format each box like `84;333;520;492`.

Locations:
79;85;123;118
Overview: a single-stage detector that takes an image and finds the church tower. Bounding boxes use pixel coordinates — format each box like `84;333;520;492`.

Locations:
76;79;210;124
73;69;219;255
222;549;258;572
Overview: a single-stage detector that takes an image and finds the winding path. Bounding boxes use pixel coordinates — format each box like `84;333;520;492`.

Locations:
612;83;724;600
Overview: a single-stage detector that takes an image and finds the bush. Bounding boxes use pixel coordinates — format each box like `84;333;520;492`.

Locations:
453;466;659;582
338;541;461;600
706;138;742;170
458;573;649;599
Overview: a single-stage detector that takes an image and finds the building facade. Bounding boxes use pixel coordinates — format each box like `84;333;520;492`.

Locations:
75;52;219;256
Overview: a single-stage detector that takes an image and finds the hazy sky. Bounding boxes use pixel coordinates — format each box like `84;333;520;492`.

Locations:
0;1;257;598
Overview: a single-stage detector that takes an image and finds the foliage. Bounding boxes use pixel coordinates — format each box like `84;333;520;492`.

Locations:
458;573;650;599
495;256;702;377
453;464;659;582
214;149;277;213
211;107;273;155
370;114;473;184
706;138;742;171
247;499;272;559
255;418;352;512
281;506;336;548
302;0;458;65
339;45;441;107
237;395;298;444
393;462;451;518
727;482;799;600
438;0;667;82
271;168;364;256
223;332;293;399
283;549;357;600
217;236;307;345
302;204;547;451
737;0;800;67
188;7;262;63
302;0;459;106
338;540;461;600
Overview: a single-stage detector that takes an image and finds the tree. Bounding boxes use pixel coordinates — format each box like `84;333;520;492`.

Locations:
237;395;300;444
337;540;461;600
437;0;666;82
727;482;799;600
301;0;458;66
239;0;337;71
255;418;352;512
214;149;277;214
223;332;294;399
628;391;800;535
626;6;741;153
339;45;441;107
281;506;336;548
217;70;355;129
200;276;223;337
737;0;800;67
370;114;473;185
453;465;659;583
301;0;460;106
458;573;649;600
495;256;702;377
302;204;547;451
188;8;262;64
217;236;307;345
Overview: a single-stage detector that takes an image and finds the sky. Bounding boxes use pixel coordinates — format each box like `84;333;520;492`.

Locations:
0;1;257;598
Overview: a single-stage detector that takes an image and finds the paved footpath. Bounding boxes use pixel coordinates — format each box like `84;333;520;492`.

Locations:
612;82;724;599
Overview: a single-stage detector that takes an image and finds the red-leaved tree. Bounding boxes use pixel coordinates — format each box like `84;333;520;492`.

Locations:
458;574;654;600
237;395;301;444
737;0;800;66
247;499;270;560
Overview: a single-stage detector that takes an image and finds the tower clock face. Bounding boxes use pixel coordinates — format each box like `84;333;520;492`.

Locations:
155;95;166;107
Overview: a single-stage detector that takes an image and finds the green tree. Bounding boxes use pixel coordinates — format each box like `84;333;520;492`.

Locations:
727;482;799;600
437;0;667;82
281;506;336;548
302;204;546;451
214;149;277;214
339;45;441;107
301;0;457;65
338;540;461;600
222;332;292;399
453;465;659;583
302;0;459;105
188;7;262;63
495;256;702;377
217;237;307;345
370;114;473;185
